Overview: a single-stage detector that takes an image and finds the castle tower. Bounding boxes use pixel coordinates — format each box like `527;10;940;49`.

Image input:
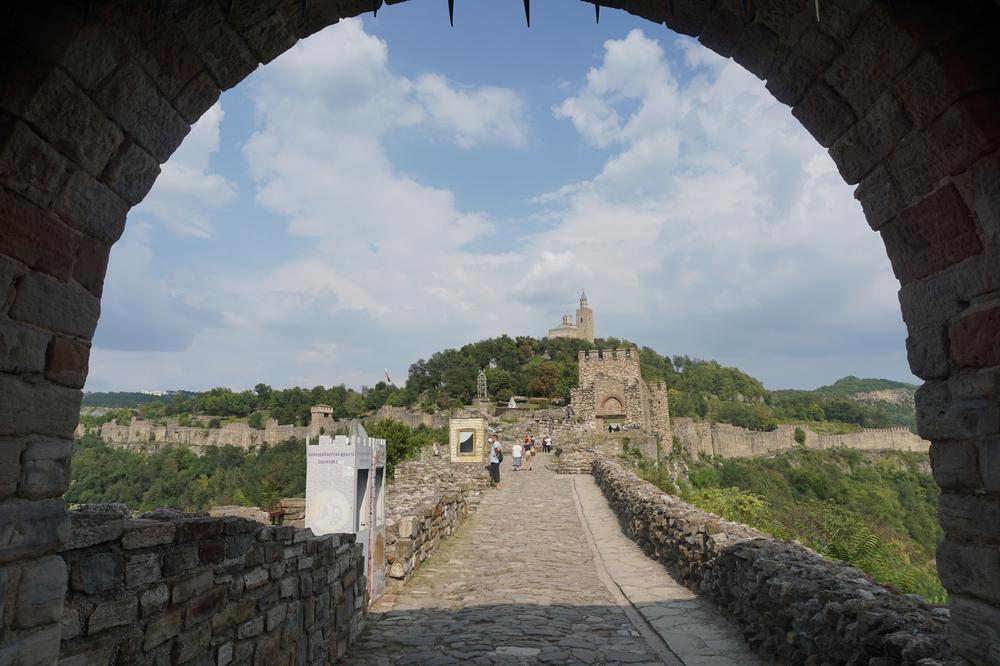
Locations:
576;291;595;343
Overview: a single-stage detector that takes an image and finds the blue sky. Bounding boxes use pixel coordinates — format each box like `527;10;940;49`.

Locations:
88;1;913;393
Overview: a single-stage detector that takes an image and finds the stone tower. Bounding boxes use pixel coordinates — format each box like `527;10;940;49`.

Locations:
576;291;595;343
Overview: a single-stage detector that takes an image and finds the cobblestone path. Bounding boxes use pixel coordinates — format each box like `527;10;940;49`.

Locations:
346;456;759;665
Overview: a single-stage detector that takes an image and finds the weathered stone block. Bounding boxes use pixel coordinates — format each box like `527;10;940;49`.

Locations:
240;11;298;65
905;324;950;380
8;271;100;339
824;4;920;114
173;622;211;663
0;623;61;665
18;437;71;500
948;594;1000;664
0;497;70;563
881;184;983;283
0;117;69;208
88;596;138;634
980;437;1000;494
949;304;1000;368
939;493;1000;544
3;63;122;178
54;168;128;245
929;440;980;491
0;444;31;508
44;334;90;389
162;543;199;577
70;551;123;594
0;318;48;378
143;607;182;651
791;80;855;148
174;71;222;125
125;552;161;589
98;143;155;221
660;0;714;37
830;93;912;185
0;191;78;283
244;566;268;590
96;62;190;163
925;91;1000;180
853;164;902;231
71;232;110;299
237;615;264;640
937;538;1000;603
61;603;81;640
697;0;747;59
175;517;222;543
969;154;1000;245
121;519;175;549
186;585;225;628
140;582;169;617
732;23;779;80
15;555;66;628
172;569;213;604
169;3;260;90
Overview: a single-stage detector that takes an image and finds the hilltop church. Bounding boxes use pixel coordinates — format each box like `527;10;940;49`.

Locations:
547;292;595;343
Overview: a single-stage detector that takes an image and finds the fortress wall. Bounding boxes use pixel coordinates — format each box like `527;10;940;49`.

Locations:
58;509;366;665
577;348;641;386
671;418;928;458
383;453;490;588
592;459;953;664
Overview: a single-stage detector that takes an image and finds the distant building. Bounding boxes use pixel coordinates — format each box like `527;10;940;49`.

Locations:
570;348;670;436
547;291;595;343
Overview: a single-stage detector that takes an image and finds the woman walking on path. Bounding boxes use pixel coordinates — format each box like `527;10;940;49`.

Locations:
488;436;503;489
524;437;534;471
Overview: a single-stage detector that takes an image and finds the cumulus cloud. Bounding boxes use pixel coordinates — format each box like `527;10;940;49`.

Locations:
535;30;904;386
132;103;236;238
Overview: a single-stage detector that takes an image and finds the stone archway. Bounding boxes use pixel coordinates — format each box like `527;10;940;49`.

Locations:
0;0;998;661
599;395;626;416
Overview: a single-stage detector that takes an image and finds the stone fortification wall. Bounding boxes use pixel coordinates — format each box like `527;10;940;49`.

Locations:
57;507;366;665
592;460;956;665
87;417;309;452
577;348;641;386
373;406;449;430
671;418;928;458
383;452;489;588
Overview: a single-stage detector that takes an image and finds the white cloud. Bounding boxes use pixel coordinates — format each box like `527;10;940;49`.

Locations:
90;22;911;393
133;103;237;238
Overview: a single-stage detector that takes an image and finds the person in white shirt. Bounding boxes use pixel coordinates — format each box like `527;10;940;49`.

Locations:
511;442;524;470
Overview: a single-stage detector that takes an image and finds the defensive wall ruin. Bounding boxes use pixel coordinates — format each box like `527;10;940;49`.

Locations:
77;406;451;454
56;508;366;665
593;458;956;664
671;418;929;458
1;0;999;662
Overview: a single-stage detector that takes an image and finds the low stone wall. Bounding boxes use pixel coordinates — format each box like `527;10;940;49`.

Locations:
58;507;366;665
672;418;928;458
384;453;489;588
592;460;957;665
556;450;597;474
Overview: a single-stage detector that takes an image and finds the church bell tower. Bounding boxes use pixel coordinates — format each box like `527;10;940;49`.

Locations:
576;291;595;343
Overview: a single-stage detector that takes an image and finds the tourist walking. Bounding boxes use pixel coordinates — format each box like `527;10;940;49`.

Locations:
488;436;503;489
512;441;524;471
524;438;534;471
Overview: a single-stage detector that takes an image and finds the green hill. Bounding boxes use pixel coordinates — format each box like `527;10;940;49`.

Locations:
81;337;918;434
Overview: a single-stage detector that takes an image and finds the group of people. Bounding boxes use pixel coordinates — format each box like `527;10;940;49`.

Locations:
486;433;553;489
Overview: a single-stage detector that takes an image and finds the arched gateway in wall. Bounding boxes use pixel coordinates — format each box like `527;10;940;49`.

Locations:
0;0;998;662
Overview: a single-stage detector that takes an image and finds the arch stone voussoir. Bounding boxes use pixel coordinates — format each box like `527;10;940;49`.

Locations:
0;0;998;662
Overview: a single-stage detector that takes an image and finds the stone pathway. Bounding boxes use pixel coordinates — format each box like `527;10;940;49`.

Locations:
346;456;760;665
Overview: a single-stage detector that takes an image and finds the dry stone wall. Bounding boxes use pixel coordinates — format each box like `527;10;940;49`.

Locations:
593;459;958;665
57;507;366;665
672;418;928;458
383;452;489;588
